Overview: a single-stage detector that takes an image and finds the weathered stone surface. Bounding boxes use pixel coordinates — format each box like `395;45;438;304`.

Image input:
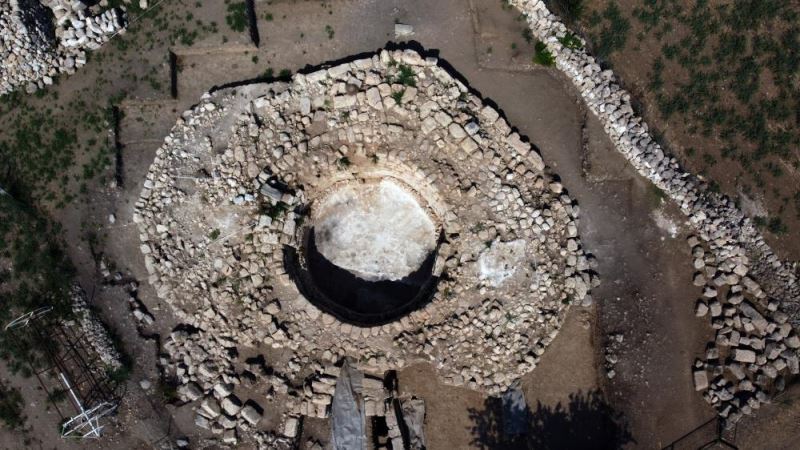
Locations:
314;179;437;282
240;405;262;425
732;349;756;363
693;370;708;391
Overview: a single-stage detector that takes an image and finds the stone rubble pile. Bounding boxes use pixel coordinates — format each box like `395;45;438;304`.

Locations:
689;234;799;424
510;0;799;422
0;0;125;95
69;284;123;370
163;329;266;438
135;48;598;439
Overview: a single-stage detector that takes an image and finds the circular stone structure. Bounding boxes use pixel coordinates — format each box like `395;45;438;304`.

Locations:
135;49;598;404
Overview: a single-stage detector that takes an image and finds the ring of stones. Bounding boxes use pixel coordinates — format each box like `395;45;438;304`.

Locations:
135;49;594;393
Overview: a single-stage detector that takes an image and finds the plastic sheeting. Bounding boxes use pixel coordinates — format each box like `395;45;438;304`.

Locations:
331;361;367;450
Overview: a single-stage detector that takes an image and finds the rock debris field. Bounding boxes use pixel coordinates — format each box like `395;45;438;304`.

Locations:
0;0;125;95
134;48;598;443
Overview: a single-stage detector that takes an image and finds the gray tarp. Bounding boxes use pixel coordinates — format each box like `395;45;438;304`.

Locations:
502;381;530;437
400;397;426;449
331;361;367;450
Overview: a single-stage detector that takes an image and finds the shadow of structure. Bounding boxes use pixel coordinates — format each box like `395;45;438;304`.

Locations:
468;389;634;450
284;228;444;327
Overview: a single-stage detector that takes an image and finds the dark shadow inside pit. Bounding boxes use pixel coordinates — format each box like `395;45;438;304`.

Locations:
284;228;441;327
16;0;57;47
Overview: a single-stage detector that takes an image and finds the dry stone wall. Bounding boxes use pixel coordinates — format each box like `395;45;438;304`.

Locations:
0;0;125;95
509;0;800;425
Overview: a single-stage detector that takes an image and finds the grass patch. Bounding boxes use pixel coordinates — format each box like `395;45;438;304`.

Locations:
546;0;585;23
225;1;248;33
533;41;556;66
588;2;631;58
558;32;583;50
0;384;25;429
262;201;288;220
391;89;406;104
0;197;75;374
394;64;417;87
648;183;668;207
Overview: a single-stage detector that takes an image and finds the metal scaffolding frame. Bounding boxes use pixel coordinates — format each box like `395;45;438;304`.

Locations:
3;308;121;438
662;416;738;450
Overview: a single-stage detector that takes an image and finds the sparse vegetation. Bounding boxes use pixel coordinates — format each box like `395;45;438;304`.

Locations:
0;383;25;429
325;24;335;39
395;64;416;87
533;41;556;66
47;388;68;404
546;0;585;23
262;201;289;220
579;0;800;242
0;197;75;374
558;32;583;50
157;376;180;403
225;1;248;32
278;69;292;79
336;156;352;169
587;2;630;58
523;28;534;44
391;89;405;104
107;364;132;384
768;217;788;235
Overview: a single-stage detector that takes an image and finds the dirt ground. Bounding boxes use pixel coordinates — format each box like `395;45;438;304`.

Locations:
575;0;800;261
2;0;799;449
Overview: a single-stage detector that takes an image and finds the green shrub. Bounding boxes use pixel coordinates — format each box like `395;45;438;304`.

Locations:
533;41;556;66
225;2;248;33
768;217;787;234
558;32;583;50
262;201;289;220
397;64;416;86
391;89;405;104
